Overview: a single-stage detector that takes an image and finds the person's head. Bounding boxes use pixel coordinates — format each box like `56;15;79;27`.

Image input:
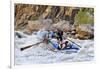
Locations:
65;41;68;45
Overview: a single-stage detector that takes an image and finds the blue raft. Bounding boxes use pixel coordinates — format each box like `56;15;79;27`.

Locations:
49;40;80;51
64;43;79;50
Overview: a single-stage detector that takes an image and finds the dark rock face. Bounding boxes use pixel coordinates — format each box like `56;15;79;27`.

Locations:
15;31;27;38
70;9;79;24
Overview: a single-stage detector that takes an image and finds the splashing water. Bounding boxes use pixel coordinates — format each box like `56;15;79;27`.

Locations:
14;31;94;65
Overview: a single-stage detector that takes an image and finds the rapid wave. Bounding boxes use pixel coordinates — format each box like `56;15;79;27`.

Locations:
14;31;94;65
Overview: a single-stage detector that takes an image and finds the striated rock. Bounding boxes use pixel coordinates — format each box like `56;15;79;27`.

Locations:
15;14;29;30
15;4;80;30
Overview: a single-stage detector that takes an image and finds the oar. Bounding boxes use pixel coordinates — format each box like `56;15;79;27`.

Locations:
66;38;82;48
20;41;43;51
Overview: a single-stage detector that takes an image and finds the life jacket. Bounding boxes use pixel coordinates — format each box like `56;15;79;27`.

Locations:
49;31;57;38
48;39;59;49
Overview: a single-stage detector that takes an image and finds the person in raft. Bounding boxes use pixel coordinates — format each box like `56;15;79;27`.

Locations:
48;28;69;50
37;28;79;51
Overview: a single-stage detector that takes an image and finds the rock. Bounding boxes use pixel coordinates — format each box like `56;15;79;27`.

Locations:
15;4;80;30
15;13;31;30
14;4;94;39
75;24;94;39
15;31;28;38
25;19;52;34
41;19;53;24
52;20;71;32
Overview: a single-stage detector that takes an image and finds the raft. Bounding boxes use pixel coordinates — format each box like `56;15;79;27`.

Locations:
49;39;80;51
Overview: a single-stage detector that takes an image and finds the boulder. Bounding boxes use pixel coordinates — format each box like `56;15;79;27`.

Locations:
25;19;52;34
75;24;94;39
52;20;71;32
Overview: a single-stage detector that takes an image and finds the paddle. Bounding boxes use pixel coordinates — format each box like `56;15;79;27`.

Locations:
66;38;82;48
20;41;43;51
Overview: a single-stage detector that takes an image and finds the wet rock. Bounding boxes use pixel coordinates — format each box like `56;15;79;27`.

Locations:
75;24;94;40
15;31;28;38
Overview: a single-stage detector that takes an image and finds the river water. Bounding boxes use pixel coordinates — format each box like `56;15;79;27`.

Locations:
14;31;94;65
